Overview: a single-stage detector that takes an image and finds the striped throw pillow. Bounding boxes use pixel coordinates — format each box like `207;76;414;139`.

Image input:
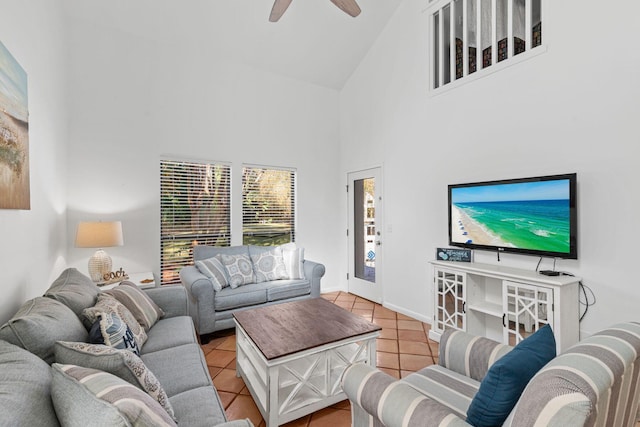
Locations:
281;243;305;279
104;281;164;331
195;255;229;291
52;363;177;426
54;341;175;420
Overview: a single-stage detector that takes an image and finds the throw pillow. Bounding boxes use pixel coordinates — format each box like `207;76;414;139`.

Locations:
0;340;59;427
54;341;175;420
219;253;255;288
89;312;140;355
51;363;177;427
280;243;305;279
250;247;288;283
104;281;164;331
44;267;100;316
0;297;88;364
466;324;556;426
82;293;147;349
195;255;229;291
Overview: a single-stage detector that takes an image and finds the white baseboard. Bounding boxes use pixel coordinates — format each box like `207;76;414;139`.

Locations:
320;285;345;294
383;301;432;325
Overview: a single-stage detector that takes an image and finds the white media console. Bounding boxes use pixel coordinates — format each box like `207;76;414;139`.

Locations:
429;260;581;353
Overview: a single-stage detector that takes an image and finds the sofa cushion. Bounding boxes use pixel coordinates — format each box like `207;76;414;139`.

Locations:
0;340;59;427
280;243;305;279
83;293;148;348
266;279;311;302
219;253;255;288
169;387;228;427
195;255;229;291
141;343;212;397
51;363;177;426
104;281;165;331
0;297;88;364
44;268;99;316
142;316;198;354
466;324;556;426
88;312;141;355
54;341;175;419
214;282;269;311
250;247;288;283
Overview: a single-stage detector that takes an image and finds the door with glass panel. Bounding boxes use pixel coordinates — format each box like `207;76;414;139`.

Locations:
347;168;383;303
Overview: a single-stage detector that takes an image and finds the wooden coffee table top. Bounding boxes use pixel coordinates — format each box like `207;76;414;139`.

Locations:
233;298;381;360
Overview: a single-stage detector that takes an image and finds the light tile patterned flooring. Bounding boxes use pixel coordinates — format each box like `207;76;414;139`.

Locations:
200;291;440;426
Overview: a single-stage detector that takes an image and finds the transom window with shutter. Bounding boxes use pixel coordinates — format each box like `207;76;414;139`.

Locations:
160;159;231;285
242;166;296;246
430;0;543;91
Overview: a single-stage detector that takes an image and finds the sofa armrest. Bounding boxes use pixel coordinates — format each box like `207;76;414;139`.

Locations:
342;363;470;427
439;329;512;382
303;259;325;298
143;285;188;318
179;265;216;331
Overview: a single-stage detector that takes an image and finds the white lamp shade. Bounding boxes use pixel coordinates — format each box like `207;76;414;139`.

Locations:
75;221;123;282
75;221;124;248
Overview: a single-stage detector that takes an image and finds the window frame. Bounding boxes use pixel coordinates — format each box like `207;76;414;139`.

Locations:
159;158;231;285
241;164;297;247
428;0;546;95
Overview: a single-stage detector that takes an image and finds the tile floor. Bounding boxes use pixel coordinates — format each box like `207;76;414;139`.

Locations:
200;291;440;426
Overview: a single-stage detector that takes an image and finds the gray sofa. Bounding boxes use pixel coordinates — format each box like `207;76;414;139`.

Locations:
180;245;325;337
342;322;640;427
0;267;252;427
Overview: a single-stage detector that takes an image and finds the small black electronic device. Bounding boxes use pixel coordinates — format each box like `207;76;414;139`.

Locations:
539;270;561;276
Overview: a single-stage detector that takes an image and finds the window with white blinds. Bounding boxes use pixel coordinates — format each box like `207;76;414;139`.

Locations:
242;166;296;246
160;159;231;285
431;0;543;90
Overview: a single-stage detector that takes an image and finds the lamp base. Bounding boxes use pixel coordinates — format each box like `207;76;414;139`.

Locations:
88;249;112;282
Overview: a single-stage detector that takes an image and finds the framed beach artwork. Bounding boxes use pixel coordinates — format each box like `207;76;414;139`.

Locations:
0;40;29;210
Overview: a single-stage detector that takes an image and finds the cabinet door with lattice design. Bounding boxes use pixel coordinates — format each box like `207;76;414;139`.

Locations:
503;281;553;346
434;269;466;333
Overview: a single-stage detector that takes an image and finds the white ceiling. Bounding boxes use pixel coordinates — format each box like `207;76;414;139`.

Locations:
62;0;404;90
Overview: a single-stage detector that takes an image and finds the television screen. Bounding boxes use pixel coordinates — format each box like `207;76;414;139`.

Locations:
449;173;577;259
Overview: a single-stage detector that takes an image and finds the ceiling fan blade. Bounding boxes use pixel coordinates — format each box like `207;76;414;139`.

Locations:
270;0;294;22
329;0;362;17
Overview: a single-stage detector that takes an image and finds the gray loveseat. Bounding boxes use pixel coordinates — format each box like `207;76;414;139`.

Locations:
0;267;251;427
180;244;325;337
342;323;640;427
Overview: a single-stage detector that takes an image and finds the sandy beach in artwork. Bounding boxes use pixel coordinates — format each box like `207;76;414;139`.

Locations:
451;205;512;247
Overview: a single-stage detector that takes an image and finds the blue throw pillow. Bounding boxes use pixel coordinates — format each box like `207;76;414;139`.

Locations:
466;324;556;426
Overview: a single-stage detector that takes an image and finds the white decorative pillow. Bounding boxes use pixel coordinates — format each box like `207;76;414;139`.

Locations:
51;363;177;427
195;255;229;291
219;253;255;288
250;247;288;283
82;294;147;349
54;341;176;420
88;312;140;355
280;243;305;279
104;281;164;331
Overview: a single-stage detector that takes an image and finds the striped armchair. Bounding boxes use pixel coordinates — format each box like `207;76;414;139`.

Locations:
341;322;640;427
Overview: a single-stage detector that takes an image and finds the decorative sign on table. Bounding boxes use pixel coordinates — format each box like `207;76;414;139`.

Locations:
436;247;473;262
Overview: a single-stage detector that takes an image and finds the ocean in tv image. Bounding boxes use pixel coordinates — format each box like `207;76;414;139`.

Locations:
451;179;571;254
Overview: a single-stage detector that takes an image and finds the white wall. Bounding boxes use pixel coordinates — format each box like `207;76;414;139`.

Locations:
64;17;343;289
339;0;640;336
0;0;69;323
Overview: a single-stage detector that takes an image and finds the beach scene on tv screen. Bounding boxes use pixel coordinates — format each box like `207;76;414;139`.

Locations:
451;179;571;254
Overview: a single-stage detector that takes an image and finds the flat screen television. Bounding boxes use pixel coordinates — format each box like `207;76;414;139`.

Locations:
449;173;577;259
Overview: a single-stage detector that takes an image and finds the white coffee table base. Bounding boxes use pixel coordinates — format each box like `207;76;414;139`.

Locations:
235;322;379;427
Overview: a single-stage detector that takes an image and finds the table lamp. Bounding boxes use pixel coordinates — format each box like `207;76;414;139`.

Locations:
75;221;124;282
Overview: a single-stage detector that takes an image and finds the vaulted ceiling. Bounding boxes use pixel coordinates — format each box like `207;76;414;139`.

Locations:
62;0;404;90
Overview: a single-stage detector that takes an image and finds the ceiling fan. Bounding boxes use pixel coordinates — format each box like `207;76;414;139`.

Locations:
269;0;362;22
